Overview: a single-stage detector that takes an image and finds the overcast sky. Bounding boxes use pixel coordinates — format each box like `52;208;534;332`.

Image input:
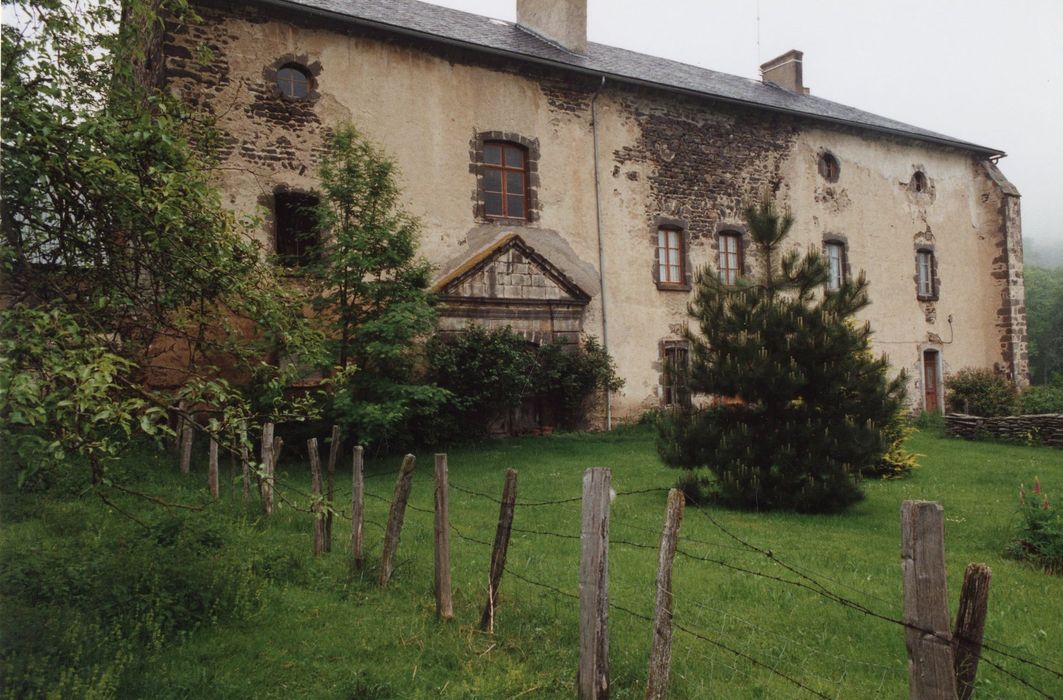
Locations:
429;0;1063;244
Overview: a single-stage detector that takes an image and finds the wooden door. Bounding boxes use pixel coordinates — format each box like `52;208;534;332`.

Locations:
923;351;940;412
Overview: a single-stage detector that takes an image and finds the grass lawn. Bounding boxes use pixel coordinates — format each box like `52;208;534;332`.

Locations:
2;426;1061;698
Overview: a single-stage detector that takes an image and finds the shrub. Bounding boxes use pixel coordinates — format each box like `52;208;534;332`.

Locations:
1005;478;1063;574
862;409;919;480
945;368;1017;416
422;327;622;444
1017;377;1063;415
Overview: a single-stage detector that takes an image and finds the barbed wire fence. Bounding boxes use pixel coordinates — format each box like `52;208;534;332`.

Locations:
234;424;1061;699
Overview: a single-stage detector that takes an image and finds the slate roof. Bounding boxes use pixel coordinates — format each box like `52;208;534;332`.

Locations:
254;0;1003;156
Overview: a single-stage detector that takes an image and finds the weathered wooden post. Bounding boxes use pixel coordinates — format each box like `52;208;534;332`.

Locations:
179;413;194;475
260;422;274;511
351;446;365;573
434;453;454;620
901;500;958;700
953;563;991;700
378;454;417;587
267;436;282;515
308;438;325;556
578;467;611;700
239;419;251;502
480;468;518;631
172;399;188;453
325;424;341;552
208;432;220;500
645;488;684;700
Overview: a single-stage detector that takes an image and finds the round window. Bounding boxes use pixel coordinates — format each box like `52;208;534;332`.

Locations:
276;65;311;100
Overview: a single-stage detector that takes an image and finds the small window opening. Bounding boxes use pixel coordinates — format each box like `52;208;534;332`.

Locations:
275;191;320;267
482;141;528;219
718;232;743;286
657;228;685;286
818;153;840;182
276;65;311;100
911;171;928;193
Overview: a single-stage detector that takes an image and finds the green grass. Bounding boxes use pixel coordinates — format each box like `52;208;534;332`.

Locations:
2;426;1061;698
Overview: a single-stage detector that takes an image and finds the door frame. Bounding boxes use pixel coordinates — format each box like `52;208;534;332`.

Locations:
919;346;944;413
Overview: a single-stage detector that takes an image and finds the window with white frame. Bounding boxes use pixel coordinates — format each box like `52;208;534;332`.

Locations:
657;227;685;286
916;249;935;299
825;241;845;290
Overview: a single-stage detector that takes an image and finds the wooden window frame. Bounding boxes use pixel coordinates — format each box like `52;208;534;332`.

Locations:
818;152;840;182
718;232;744;286
276;65;311;100
656;227;687;289
916;248;937;300
825;240;846;290
661;342;690;408
482;141;529;221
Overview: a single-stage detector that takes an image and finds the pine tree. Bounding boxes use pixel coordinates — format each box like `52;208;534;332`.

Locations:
310;125;443;445
657;197;907;513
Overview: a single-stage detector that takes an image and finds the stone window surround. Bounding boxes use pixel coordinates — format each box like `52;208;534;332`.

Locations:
914;243;941;302
817;149;841;183
712;223;750;282
259;185;323;261
262;54;323;103
469;131;540;224
651;216;692;291
822;232;852;289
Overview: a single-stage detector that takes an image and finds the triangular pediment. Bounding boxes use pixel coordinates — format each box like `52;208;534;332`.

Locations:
433;234;590;304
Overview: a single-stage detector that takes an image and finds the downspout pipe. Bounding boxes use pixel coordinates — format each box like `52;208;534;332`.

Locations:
591;75;611;430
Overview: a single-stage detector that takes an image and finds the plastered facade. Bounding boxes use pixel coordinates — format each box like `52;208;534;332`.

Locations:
163;1;1027;423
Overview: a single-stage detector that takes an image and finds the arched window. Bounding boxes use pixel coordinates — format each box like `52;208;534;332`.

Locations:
482;141;528;219
911;170;928;193
276;65;311;100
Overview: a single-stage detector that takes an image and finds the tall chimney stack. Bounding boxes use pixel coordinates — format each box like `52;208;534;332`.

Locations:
516;0;587;55
760;50;809;94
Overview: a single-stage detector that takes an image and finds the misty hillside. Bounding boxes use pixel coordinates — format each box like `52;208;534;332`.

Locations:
1026;237;1063;268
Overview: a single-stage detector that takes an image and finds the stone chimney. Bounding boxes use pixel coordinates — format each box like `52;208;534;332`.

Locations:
760;50;809;94
516;0;587;55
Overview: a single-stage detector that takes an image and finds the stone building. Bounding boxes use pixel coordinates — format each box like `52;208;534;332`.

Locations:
156;0;1027;424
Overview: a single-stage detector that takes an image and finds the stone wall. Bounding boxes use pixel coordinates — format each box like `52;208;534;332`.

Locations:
163;0;1029;422
945;413;1063;448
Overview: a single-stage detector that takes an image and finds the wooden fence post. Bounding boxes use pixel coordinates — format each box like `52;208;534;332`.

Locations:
308;438;325;556
480;468;518;631
578;467;611;700
259;422;274;511
325;424;341;552
239;420;251;503
351;446;365;574
378;454;417;587
179;413;194;475
645;488;684;700
901;500;959;700
434;454;454;621
267;436;282;515
208;432;220;500
953;563;991;700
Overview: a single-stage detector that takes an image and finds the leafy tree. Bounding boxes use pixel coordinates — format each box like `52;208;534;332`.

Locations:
657;197;906;513
1;0;323;485
308;125;442;445
1025;265;1063;385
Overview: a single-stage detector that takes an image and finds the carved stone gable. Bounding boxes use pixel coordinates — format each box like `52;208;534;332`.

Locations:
435;234;590;303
